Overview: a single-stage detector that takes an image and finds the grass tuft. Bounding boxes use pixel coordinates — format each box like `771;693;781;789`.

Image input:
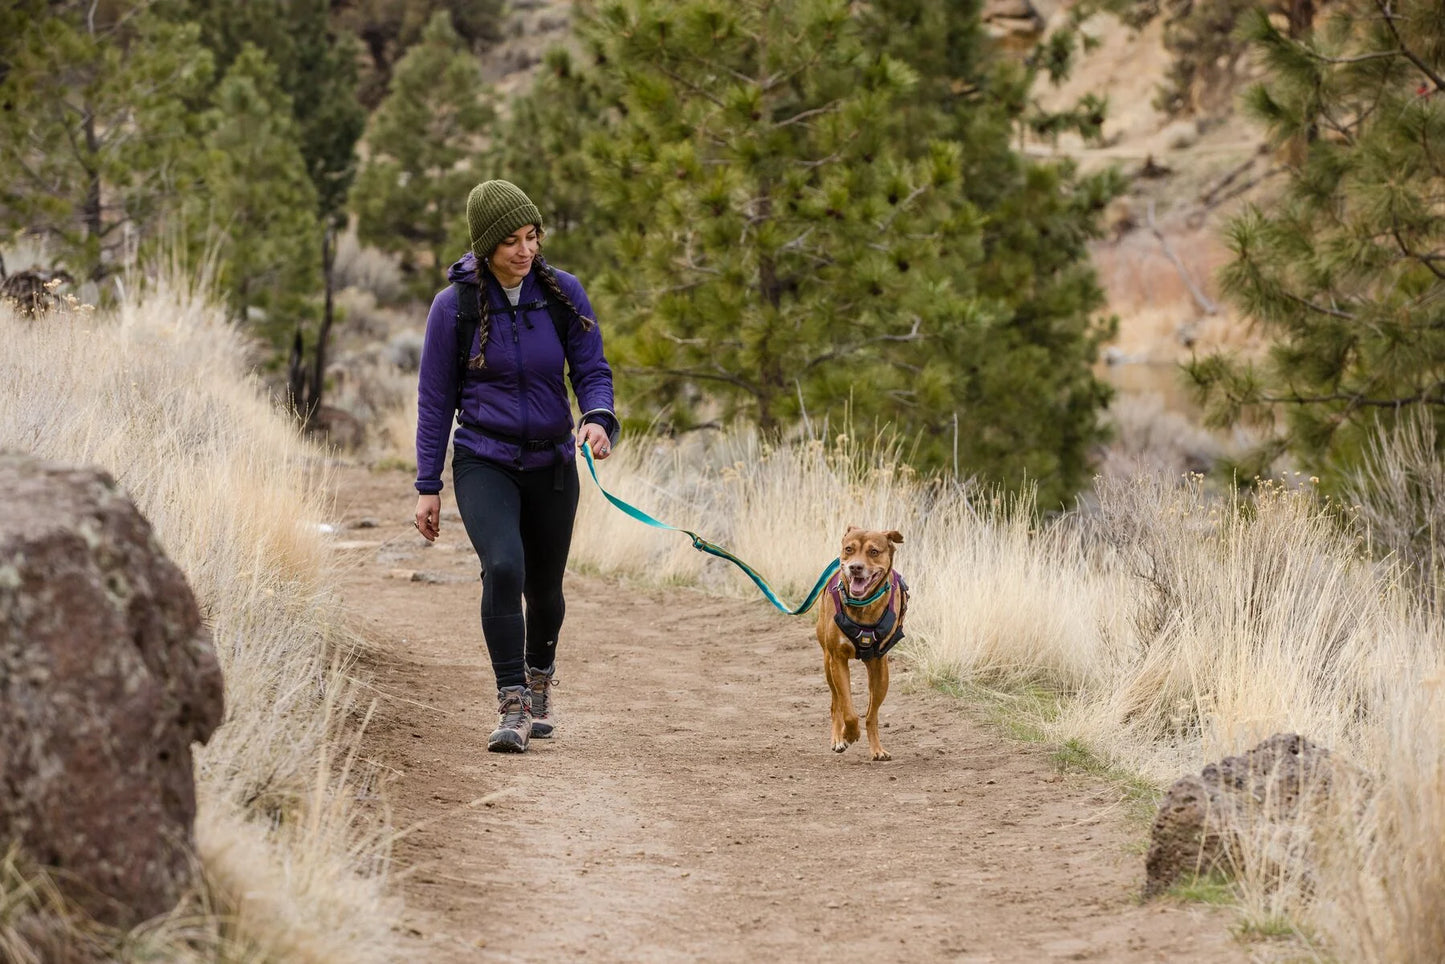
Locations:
1167;871;1238;906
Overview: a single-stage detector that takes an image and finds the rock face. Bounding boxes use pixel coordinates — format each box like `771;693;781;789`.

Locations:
0;455;225;927
1144;733;1334;897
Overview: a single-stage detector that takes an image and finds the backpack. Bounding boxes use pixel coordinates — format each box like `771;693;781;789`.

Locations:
451;279;573;403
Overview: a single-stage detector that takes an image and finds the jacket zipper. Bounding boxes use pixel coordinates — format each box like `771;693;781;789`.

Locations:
510;307;528;467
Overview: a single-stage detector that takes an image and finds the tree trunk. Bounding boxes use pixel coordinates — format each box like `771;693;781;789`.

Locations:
286;326;307;420
1286;0;1314;38
83;110;104;282
754;183;783;437
306;227;337;427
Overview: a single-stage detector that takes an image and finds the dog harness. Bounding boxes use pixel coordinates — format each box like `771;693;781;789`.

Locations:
826;569;909;661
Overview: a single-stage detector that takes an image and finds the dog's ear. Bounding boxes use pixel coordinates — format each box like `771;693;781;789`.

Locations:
886;530;903;544
844;525;861;537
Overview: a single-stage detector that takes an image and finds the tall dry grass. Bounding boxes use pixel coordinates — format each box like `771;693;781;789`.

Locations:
0;278;398;961
1346;413;1445;606
569;424;1445;959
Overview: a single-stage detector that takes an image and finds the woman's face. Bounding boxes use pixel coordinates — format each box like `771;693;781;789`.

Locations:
489;224;540;287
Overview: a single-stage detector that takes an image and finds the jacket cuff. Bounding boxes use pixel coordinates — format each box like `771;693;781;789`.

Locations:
415;479;444;495
580;408;620;445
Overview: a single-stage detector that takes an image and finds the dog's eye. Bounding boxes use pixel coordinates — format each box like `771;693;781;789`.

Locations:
868;548;880;556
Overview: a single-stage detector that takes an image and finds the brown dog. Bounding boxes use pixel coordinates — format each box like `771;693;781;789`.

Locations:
815;527;909;761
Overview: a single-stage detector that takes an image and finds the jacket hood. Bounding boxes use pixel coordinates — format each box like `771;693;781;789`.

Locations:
447;252;479;284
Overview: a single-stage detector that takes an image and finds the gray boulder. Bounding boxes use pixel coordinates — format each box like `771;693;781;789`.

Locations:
1144;732;1334;897
0;454;225;927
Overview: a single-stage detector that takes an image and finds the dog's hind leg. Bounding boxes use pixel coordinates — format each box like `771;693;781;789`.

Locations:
864;656;891;761
826;655;858;751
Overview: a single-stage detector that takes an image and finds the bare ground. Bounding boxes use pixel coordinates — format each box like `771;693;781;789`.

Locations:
330;464;1250;963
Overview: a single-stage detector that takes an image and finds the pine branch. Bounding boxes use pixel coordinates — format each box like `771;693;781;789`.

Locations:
798;317;925;372
1375;0;1445;93
653;62;726;108
1308;51;1405;66
877;185;930;233
1281;289;1356;320
622;364;759;393
689;54;757;88
1390;218;1445;281
1258;388;1445;408
772;101;841;130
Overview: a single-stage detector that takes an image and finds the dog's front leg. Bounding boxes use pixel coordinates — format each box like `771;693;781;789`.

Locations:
823;653;846;750
826;653;859;751
864;655;891;761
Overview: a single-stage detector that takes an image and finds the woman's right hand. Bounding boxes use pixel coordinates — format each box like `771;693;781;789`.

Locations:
415;494;441;542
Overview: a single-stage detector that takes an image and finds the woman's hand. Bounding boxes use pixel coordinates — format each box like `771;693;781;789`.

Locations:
415;494;441;542
578;422;612;460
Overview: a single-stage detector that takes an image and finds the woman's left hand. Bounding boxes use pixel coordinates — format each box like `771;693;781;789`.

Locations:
578;422;612;460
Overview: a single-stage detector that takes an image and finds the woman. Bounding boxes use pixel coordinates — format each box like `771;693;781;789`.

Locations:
413;179;618;753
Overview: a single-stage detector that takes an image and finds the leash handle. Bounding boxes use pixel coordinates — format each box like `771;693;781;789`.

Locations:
580;442;838;615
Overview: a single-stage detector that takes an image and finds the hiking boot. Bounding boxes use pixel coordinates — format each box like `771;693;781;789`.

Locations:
525;663;557;739
487;685;532;753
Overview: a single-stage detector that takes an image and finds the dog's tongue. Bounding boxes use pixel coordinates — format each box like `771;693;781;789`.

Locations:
849;573;874;596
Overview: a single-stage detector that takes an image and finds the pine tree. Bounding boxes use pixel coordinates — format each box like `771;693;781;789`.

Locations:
188;45;320;333
181;0;366;419
579;0;978;436
184;0;366;224
485;47;614;273
0;3;214;282
333;0;506;108
1187;0;1445;470
861;0;1122;495
525;0;1117;503
351;11;494;283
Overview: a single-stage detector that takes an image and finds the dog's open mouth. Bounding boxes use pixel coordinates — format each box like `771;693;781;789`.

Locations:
848;572;878;597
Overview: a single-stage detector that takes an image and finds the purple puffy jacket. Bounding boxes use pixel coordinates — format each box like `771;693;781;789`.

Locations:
414;253;617;494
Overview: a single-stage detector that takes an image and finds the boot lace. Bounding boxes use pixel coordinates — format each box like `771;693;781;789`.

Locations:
498;690;529;731
527;669;557;717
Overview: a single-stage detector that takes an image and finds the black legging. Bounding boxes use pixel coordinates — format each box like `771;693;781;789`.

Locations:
452;448;579;689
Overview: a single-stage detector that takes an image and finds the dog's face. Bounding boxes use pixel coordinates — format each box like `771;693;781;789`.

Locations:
837;526;903;598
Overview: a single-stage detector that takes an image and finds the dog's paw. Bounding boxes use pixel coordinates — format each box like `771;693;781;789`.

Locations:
871;749;892;761
842;719;860;743
831;740;851;753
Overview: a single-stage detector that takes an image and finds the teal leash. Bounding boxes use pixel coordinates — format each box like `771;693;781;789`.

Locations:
579;443;838;616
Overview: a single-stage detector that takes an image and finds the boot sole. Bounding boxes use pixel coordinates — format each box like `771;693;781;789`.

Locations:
487;735;529;753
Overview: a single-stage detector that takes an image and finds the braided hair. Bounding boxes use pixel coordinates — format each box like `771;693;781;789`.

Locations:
466;260;493;371
467;252;595;371
536;254;596;333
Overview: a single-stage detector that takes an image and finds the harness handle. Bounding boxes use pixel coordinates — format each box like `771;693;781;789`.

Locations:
579;443;838;615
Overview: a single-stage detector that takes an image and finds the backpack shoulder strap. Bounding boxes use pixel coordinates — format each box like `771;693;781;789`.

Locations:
453;280;480;399
543;294;572;362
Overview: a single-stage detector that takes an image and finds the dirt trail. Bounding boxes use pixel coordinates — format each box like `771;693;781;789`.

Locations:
331;465;1246;963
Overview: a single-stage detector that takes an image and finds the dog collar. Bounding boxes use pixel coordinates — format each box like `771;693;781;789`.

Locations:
841;574;891;606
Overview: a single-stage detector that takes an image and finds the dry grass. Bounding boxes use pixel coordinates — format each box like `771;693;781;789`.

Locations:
1312;671;1445;963
567;423;1445;960
1346;413;1445;601
1097;392;1222;478
0;276;398;961
571;428;931;602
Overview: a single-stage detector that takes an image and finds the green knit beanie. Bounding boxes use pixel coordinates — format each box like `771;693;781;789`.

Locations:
466;180;543;257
